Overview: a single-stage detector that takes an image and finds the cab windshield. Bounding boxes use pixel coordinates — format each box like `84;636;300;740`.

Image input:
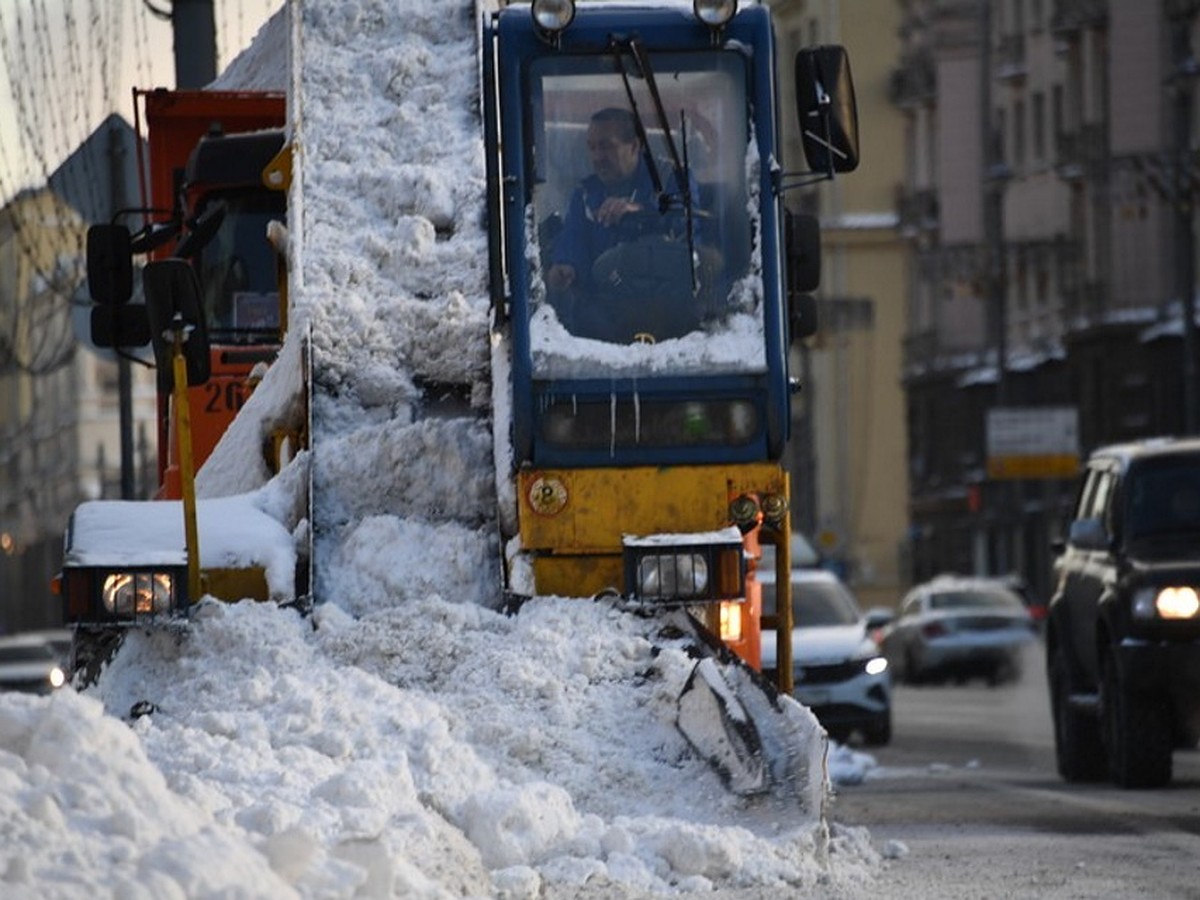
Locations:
527;51;764;381
194;188;285;343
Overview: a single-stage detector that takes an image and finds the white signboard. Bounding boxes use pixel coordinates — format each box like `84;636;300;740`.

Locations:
986;406;1080;479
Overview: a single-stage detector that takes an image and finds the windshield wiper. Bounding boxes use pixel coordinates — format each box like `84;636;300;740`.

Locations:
609;36;700;294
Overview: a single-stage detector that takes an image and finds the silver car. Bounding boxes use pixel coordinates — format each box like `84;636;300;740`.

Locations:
760;567;893;746
0;634;68;694
883;575;1038;686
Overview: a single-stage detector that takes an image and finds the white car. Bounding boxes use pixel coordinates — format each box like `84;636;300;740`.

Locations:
883;575;1038;686
0;634;68;694
760;567;893;746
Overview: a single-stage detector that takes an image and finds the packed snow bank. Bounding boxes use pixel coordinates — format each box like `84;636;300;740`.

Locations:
0;597;880;897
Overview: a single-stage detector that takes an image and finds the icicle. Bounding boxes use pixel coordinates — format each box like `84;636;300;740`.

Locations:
633;383;641;445
610;390;617;458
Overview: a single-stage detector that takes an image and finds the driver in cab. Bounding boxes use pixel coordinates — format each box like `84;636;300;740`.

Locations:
546;107;660;295
545;107;708;343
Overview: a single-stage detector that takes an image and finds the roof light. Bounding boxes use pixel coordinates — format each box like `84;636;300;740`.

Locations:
693;0;737;29
531;0;575;34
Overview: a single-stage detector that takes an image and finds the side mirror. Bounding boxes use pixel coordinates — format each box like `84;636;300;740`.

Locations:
143;260;211;392
785;211;821;293
1067;517;1109;552
90;305;150;349
795;45;860;175
785;211;821;341
86;225;134;305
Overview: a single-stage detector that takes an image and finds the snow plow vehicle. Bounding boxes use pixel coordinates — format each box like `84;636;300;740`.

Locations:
58;89;299;679
479;0;859;796
58;0;859;803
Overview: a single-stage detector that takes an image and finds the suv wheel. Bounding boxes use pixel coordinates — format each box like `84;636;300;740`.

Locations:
1101;654;1172;788
861;708;891;747
1049;643;1105;782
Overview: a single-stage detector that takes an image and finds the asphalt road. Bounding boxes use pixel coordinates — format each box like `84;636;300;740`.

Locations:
829;641;1200;898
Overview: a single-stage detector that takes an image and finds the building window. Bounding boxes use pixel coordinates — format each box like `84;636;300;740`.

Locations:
1052;84;1065;142
1014;98;1026;171
1032;91;1045;161
996;107;1007;165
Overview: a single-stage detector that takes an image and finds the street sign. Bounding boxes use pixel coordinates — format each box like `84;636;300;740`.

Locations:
986;406;1080;479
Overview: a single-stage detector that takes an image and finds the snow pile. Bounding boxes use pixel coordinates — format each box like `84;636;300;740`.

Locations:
290;0;497;606
0;596;878;896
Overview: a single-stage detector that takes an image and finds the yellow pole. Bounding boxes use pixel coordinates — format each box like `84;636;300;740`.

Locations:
172;331;202;605
776;476;794;695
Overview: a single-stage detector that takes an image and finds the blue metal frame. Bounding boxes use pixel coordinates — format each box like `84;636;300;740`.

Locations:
483;4;788;469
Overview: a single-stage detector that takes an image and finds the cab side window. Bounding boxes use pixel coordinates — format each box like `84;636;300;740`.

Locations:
1072;468;1101;523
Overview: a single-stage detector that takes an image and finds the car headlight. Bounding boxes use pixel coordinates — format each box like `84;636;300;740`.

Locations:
102;572;177;616
48;666;66;689
864;656;888;677
1133;585;1200;620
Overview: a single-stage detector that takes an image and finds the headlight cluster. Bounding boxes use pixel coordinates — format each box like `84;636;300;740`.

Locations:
638;553;709;599
1133;585;1200;620
623;531;744;604
102;572;177;617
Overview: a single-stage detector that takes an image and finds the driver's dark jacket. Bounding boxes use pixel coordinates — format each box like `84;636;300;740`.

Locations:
549;162;699;291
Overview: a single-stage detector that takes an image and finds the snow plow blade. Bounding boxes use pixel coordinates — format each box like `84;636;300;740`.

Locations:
670;611;828;811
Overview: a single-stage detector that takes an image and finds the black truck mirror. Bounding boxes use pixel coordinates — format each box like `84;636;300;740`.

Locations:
86;224;134;306
143;259;211;392
90;305;151;349
785;211;821;342
785;211;821;293
795;45;860;175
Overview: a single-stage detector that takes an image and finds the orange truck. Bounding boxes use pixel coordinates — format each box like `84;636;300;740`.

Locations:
60;89;293;678
86;89;288;496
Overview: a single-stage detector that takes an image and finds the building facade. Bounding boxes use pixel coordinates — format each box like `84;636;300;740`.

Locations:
893;0;1200;603
770;0;911;608
0;117;156;634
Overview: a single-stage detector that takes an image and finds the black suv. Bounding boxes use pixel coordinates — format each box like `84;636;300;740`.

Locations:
1048;437;1200;788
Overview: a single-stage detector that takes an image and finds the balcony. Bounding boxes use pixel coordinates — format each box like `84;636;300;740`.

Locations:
995;33;1027;82
903;329;939;375
888;51;936;109
1050;0;1107;38
1055;123;1108;180
896;185;940;237
1062;279;1108;325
